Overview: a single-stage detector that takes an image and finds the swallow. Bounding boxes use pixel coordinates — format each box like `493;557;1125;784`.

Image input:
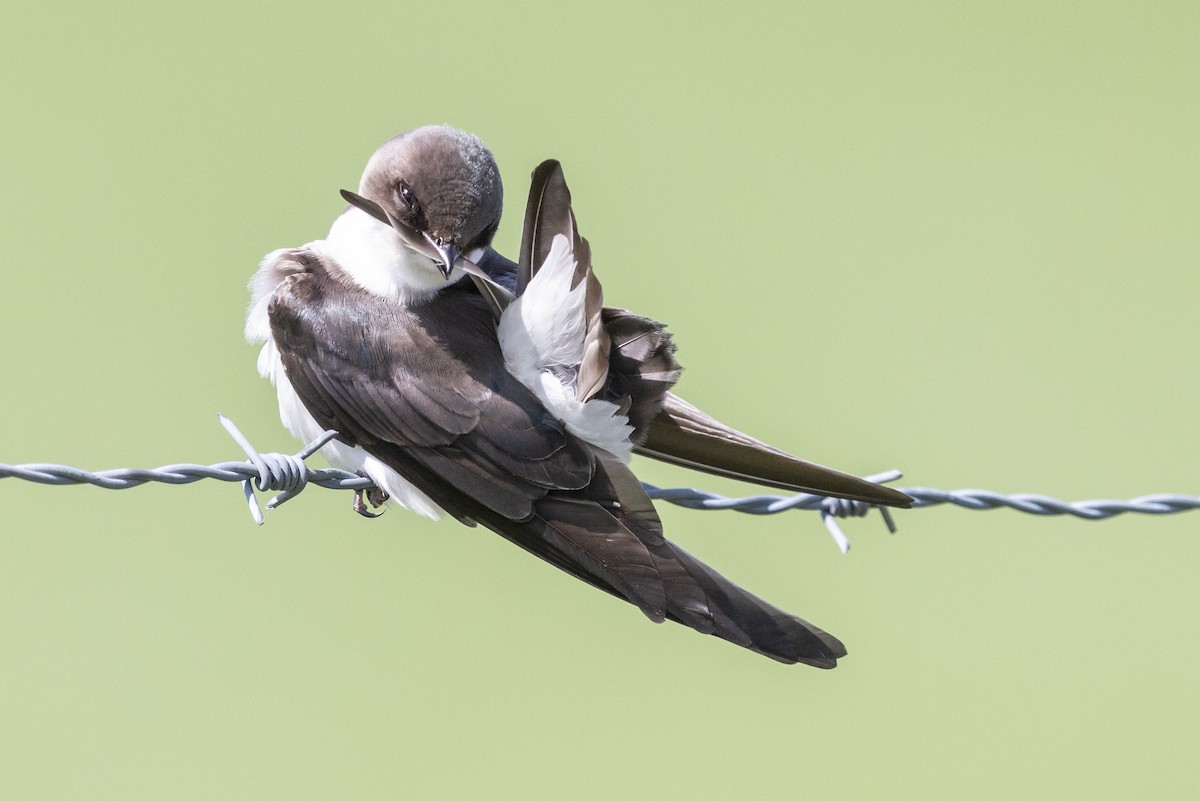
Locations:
246;125;910;665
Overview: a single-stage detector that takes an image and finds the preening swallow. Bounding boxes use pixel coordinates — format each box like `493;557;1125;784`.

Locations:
246;125;910;666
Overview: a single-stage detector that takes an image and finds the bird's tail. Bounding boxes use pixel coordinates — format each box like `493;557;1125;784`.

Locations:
523;506;848;667
653;539;847;667
476;452;848;667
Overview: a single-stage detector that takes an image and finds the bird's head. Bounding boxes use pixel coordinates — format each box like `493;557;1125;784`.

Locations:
342;125;503;278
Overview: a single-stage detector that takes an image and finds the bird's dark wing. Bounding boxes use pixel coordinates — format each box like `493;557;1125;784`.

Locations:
517;160;570;294
270;267;590;521
638;393;913;508
268;257;846;666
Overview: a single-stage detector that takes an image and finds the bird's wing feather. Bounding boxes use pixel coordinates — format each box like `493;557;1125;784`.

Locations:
268;266;678;613
517;160;570;294
637;392;913;508
519;160;609;401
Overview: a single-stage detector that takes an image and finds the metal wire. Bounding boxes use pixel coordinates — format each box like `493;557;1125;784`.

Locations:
2;416;1196;551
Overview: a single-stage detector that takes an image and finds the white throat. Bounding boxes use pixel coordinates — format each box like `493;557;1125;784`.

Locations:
319;209;459;303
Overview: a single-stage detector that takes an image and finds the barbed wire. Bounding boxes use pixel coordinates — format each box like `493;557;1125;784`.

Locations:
2;416;1196;552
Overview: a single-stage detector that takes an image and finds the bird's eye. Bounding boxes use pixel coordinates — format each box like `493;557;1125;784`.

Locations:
397;183;417;209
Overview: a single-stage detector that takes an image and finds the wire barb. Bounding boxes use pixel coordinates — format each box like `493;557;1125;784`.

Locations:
643;470;904;553
3;418;1198;545
217;414;346;524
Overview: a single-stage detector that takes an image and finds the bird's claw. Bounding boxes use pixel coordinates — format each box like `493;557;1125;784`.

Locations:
352;474;389;518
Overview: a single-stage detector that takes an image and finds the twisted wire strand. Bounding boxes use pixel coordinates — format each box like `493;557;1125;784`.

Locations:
2;417;1196;549
0;462;370;491
638;482;1200;521
898;487;1200;519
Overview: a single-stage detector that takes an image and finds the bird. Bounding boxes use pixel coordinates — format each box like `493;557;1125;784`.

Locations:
246;124;911;667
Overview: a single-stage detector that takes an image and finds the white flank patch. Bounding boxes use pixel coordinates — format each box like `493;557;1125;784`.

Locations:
497;234;634;460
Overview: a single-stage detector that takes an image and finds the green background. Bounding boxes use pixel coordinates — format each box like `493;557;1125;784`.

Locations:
2;2;1198;798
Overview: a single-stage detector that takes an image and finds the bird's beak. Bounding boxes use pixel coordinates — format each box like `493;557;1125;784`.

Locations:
425;234;460;279
341;189;461;279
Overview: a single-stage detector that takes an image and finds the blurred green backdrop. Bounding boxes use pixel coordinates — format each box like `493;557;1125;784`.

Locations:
2;2;1198;798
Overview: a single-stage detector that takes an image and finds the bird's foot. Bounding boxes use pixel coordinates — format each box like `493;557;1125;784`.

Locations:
352;474;390;518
